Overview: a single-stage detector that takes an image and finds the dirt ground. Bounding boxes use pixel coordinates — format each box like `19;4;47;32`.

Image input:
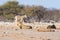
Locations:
0;28;60;40
0;22;60;40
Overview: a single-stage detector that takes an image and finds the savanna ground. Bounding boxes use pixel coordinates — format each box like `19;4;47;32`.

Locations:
0;22;60;40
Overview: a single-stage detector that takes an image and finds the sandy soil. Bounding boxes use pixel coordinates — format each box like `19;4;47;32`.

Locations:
0;28;60;40
0;22;60;40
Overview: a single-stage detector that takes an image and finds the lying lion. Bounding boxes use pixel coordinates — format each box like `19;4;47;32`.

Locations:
34;27;55;32
17;22;32;29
